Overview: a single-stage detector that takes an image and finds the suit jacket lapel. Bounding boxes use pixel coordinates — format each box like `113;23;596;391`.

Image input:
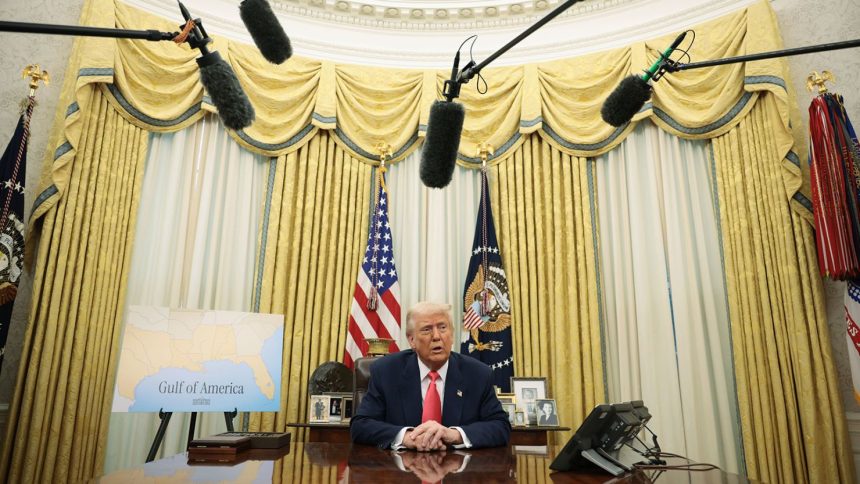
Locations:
400;352;422;426
442;355;463;427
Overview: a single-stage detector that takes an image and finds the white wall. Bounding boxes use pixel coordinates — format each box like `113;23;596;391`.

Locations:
772;0;860;415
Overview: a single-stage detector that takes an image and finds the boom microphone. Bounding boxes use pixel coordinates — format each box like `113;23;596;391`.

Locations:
239;0;293;64
420;51;465;189
197;52;256;130
178;1;255;130
601;31;687;127
421;100;465;188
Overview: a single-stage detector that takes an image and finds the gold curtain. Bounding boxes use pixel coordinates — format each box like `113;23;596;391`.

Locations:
6;0;850;481
492;134;605;443
0;87;148;483
712;95;853;483
248;131;372;435
38;0;797;169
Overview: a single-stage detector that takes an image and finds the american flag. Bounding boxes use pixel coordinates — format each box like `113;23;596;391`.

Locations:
344;171;402;368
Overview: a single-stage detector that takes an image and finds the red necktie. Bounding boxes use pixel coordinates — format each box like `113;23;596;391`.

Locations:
421;371;442;423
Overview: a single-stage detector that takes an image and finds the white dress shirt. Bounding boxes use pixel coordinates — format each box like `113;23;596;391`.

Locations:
392;358;472;450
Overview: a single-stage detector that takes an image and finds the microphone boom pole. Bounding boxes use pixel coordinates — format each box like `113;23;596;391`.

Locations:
455;0;584;86
665;38;860;72
0;20;178;42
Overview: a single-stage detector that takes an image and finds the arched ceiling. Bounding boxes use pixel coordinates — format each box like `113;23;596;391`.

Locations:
127;0;760;67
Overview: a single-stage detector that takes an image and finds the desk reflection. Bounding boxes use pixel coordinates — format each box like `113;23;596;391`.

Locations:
96;442;747;484
346;446;514;483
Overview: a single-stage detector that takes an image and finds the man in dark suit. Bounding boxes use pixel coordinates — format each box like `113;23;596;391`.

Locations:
351;301;511;450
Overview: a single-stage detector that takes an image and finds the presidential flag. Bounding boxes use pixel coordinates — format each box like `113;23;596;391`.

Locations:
0;111;30;373
344;169;403;368
460;170;513;391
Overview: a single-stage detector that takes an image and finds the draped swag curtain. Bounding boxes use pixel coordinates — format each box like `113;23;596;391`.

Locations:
1;87;148;483
1;0;852;481
712;96;853;484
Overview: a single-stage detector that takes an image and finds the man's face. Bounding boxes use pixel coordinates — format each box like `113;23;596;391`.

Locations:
541;403;553;415
408;311;452;370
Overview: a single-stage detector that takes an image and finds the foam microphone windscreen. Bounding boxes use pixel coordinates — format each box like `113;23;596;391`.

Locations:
197;52;256;130
240;0;293;64
420;100;465;188
600;75;652;127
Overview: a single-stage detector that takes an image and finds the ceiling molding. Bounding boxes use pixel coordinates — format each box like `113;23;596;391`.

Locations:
267;0;635;31
124;0;760;68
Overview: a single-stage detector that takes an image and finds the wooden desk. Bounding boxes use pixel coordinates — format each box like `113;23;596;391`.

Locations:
95;442;751;483
288;422;571;445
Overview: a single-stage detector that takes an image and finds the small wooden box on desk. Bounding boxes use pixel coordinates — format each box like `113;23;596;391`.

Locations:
287;423;570;445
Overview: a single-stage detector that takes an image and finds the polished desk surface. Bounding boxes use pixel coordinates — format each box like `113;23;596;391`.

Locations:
287;422;571;445
95;442;751;483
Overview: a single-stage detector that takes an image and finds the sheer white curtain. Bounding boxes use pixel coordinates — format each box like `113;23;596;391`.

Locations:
103;115;268;473
385;152;481;348
596;121;743;473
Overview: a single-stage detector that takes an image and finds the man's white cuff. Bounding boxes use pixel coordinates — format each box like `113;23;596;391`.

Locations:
391;426;413;450
450;426;472;449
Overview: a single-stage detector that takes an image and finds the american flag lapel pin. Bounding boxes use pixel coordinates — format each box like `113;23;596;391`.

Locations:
457;390;463;397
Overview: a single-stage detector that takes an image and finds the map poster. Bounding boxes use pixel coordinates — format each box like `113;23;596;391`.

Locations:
112;306;284;412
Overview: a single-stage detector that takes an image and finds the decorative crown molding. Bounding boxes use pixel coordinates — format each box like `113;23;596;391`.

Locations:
125;0;760;68
268;0;634;31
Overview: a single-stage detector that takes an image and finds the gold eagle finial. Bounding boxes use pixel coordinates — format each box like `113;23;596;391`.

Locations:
806;70;834;94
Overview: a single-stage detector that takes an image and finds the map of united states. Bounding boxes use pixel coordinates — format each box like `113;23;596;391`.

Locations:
112;307;284;412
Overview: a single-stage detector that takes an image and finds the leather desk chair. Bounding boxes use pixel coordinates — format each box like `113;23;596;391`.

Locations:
352;355;381;411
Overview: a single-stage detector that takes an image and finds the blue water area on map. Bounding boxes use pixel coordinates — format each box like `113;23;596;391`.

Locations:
129;328;284;412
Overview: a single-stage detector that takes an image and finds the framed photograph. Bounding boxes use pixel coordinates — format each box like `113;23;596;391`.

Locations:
502;403;517;425
342;397;354;423
323;392;351;424
510;377;547;425
497;393;517;405
514;411;527;427
309;395;330;423
535;399;559;426
328;396;343;423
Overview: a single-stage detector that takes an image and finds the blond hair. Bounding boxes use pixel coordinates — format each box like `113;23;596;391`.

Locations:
405;301;452;335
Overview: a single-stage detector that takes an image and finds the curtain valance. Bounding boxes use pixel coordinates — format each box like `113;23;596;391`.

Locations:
32;0;811;226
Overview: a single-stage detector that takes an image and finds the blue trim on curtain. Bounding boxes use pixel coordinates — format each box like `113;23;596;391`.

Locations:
708;141;748;475
786;150;801;168
236;124;316;152
335;128;418;162
66;103;79;117
460;132;522;165
106;84;202;128
653;92;754;136
744;75;786;89
78;67;113;77
254;158;278;313
542;122;627;152
54;141;72;160
793;191;813;211
366;166;377;235
31;185;58;216
313;113;336;124
586;159;609;401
